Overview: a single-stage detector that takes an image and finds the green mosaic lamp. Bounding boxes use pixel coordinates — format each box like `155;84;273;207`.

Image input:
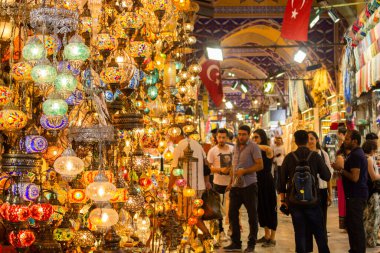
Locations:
22;37;45;62
54;71;77;98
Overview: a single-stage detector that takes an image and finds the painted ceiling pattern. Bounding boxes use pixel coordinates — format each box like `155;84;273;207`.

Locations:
194;16;336;109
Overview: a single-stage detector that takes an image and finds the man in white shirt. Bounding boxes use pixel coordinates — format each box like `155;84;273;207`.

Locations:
169;128;212;239
207;128;234;242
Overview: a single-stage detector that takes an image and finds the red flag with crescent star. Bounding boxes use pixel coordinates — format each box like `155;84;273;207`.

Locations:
281;0;313;41
199;60;223;107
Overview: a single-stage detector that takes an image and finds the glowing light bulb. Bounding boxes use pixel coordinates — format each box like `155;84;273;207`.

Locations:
98;187;105;197
116;56;124;63
66;161;73;171
101;213;109;222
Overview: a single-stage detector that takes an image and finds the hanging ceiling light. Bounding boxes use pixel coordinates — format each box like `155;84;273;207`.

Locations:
310;8;321;28
327;8;340;23
294;49;307;63
232;80;239;90
240;83;248;93
225;101;233;109
206;43;223;61
54;147;84;181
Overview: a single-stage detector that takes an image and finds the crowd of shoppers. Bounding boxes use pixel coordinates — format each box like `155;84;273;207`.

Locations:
170;124;380;253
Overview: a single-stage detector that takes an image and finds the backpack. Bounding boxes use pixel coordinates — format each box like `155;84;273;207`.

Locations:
288;152;319;206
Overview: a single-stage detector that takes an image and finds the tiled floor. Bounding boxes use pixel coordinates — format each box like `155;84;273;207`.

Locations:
216;205;379;253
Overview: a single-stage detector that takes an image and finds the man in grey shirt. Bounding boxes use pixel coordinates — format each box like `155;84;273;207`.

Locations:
224;125;264;252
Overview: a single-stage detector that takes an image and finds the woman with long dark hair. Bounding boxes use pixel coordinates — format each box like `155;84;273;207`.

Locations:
253;129;277;247
307;131;334;236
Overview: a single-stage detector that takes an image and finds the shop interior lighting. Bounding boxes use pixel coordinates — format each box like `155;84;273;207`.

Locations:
327;9;340;23
263;81;275;94
240;83;248;93
275;69;286;78
232;81;239;90
309;8;321;28
206;42;223;61
225;101;233;109
294;49;307;63
254;99;258;105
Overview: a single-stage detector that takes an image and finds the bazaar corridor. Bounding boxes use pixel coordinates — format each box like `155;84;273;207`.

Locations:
217;206;379;253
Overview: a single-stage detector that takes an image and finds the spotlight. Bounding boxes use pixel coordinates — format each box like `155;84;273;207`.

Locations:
225;101;233;109
327;9;340;23
275;69;286;78
294;49;307;63
277;101;281;106
232;81;239;90
240;83;248;93
206;43;223;61
254;99;258;105
309;8;321;28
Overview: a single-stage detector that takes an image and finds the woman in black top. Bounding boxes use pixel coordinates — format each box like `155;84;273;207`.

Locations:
253;129;277;247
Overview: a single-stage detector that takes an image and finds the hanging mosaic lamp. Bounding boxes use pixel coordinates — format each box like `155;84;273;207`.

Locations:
9;230;36;248
130;31;152;66
86;171;116;202
21;135;48;154
11;62;33;82
63;34;90;69
11;182;40;201
0;103;28;131
89;207;119;232
124;184;145;213
147;85;158;100
189;63;202;75
40;114;68;131
22;37;45;62
54;70;78;98
31;59;58;90
116;10;144;31
100;58;128;87
72;228;96;249
96;28;118;60
0;86;12;106
54;147;85;181
42;91;68;119
29;202;54;221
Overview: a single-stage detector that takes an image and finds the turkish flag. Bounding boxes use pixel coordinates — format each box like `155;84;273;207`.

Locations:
281;0;313;41
199;60;223;107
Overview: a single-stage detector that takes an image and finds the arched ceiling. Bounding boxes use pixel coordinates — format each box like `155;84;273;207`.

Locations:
194;11;337;112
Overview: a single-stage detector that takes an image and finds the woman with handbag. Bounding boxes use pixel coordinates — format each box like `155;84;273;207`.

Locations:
362;140;380;248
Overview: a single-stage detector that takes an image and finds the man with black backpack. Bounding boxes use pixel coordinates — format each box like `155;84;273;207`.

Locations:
279;130;331;253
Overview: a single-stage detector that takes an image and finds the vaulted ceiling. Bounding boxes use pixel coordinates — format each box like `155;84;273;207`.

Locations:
193;1;364;113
